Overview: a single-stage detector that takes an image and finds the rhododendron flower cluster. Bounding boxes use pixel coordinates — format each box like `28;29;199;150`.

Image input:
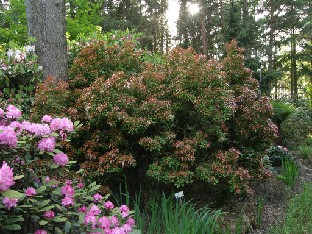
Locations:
25;187;36;197
83;203;135;233
0;161;15;191
38;137;56;152
0;105;138;233
2;197;18;209
53;152;69;166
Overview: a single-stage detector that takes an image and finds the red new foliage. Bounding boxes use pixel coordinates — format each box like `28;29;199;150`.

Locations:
32;40;277;195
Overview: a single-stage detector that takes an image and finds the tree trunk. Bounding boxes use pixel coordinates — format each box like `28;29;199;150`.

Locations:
25;0;68;81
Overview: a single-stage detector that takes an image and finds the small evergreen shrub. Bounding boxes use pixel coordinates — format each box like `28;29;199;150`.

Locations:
280;108;312;149
271;101;295;126
267;146;292;166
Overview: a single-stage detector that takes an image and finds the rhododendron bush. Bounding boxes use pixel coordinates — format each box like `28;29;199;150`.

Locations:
32;40;277;195
0;105;138;233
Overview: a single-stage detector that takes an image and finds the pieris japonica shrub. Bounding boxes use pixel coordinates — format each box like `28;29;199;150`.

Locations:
0;105;138;233
32;40;277;196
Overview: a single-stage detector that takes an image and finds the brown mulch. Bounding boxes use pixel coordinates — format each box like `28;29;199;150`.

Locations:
222;151;311;234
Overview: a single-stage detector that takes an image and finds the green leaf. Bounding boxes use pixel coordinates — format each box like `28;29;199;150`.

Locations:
39;220;48;225
55;227;63;234
36;186;46;193
1;190;23;199
2;224;21;230
3;216;24;224
129;230;142;234
38;199;50;207
53;216;68;222
13;175;24;180
53;148;63;154
65;221;71;233
50;163;59;169
76;169;84;174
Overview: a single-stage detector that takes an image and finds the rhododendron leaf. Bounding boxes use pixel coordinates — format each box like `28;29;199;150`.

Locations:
53;216;67;222
43;205;55;211
39;220;48;225
50;132;59;137
54;149;62;154
36;186;46;193
13;175;24;180
1;190;23;199
55;227;63;234
52;190;62;196
65;221;71;232
78;213;84;224
74;121;80;126
89;185;101;192
19;205;33;208
46;180;57;186
38;199;50;207
3;216;24;224
17;141;26;144
50;163;59;169
2;224;21;230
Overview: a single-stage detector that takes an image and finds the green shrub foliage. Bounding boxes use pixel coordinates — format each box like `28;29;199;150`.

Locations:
32;40;277;195
280;107;312;149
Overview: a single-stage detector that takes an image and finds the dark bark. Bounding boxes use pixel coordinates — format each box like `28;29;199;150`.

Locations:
25;0;68;81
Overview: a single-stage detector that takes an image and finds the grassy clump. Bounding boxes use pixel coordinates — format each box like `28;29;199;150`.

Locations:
133;194;222;234
270;183;312;233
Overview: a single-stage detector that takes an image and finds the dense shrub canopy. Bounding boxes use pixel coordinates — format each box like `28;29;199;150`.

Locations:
32;39;277;195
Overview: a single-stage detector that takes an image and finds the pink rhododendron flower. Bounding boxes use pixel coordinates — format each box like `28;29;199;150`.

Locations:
53;152;69;166
111;227;124;234
6;105;21;118
77;182;84;189
21;121;51;136
61;184;74;197
41;115;52;123
98;216;110;229
0;161;15;191
120;205;129;213
0;126;17;147
9;121;22;130
25;187;36;197
44;210;55;219
104;201;114;210
84;212;97;227
78;205;87;213
126;217;135;226
61;196;74;207
0;108;4;117
34;230;47;234
111;216;119;227
2;197;18;209
38;137;56;152
65;180;72;185
89;204;101;215
121;223;132;232
50;117;74;132
93;193;103;203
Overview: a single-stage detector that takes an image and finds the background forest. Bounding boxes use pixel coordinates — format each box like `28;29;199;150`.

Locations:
0;0;312;101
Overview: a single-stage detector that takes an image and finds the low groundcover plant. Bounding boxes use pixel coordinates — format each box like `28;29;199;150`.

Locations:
0;104;139;234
